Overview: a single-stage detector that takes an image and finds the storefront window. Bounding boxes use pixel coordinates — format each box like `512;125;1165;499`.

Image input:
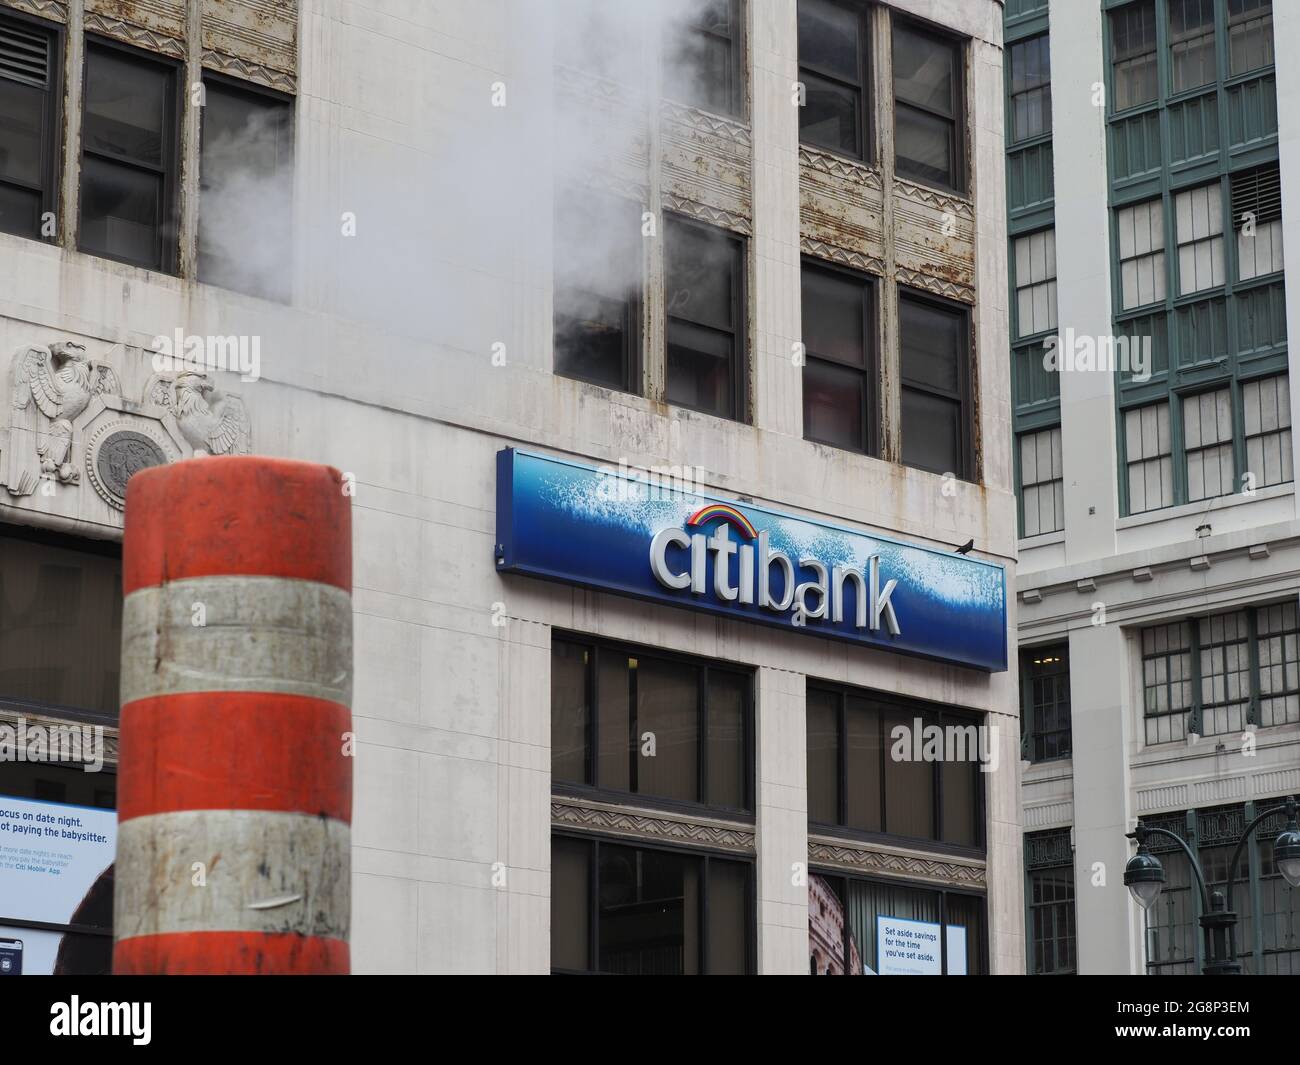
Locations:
808;871;987;975
550;635;753;812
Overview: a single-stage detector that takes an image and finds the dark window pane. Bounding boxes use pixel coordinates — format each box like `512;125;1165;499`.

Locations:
555;290;631;388
806;688;840;824
551;640;589;784
706;858;748;973
1112;0;1158;110
1169;0;1216;93
800;73;860;156
900;388;961;473
666;0;737;116
707;668;746;809
666;221;736;330
667;322;735;417
803;358;866;451
942;748;978;847
893;24;955;115
844;697;882;832
596;651;631;792
900;297;962;392
78;154;162;268
598;844;700;974
802;266;866;365
0;181;39;239
0;77;44;186
83;47;168;166
798;0;860;82
199;79;292;300
550;836;590;970
883;709;934;839
636;655;699;803
0;533;122;717
895;105;954;188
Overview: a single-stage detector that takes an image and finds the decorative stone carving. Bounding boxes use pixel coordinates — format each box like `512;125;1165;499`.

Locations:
808;835;987;889
551;796;756;854
2;343;253;507
6;342;121;496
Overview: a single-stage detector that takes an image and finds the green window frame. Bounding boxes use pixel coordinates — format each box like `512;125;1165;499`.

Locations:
1019;643;1072;762
1024;829;1076;974
1140;601;1299;744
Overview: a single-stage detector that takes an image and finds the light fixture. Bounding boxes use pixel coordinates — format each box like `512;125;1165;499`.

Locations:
1124;842;1166;909
1274;803;1300;889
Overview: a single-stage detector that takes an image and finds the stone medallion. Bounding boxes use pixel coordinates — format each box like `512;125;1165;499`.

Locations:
85;422;173;510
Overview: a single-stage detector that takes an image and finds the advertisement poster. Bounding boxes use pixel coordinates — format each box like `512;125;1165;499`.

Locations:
0;797;116;975
876;915;943;976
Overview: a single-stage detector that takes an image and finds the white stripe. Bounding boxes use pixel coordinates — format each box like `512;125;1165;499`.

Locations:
121;575;352;706
114;809;350;940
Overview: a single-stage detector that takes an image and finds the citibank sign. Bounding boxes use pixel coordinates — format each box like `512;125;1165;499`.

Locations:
495;449;1006;672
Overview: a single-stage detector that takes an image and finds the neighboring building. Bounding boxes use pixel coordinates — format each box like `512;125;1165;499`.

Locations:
0;1;1019;974
1009;0;1300;974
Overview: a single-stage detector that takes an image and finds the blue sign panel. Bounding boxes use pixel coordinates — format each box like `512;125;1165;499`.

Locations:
495;448;1007;672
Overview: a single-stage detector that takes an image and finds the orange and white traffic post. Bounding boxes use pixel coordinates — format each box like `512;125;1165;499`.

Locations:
113;456;353;974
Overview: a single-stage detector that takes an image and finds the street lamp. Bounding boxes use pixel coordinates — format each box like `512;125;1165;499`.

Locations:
1123;795;1300;975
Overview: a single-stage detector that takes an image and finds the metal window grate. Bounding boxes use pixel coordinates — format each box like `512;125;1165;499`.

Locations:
0;17;50;88
1231;164;1282;229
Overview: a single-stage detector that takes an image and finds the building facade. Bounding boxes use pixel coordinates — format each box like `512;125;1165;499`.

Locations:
1009;0;1300;974
0;0;1020;974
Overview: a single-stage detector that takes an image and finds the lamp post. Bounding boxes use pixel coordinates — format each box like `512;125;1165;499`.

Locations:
1124;796;1300;975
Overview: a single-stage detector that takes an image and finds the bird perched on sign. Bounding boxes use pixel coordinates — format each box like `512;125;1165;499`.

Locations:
955;538;975;555
171;372;251;457
6;341;120;495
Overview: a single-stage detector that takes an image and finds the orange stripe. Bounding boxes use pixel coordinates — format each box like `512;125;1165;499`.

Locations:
117;693;352;823
124;457;352;595
114;932;349;975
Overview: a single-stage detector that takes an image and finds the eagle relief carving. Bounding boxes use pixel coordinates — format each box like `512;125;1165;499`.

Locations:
147;371;252;457
6;342;121;497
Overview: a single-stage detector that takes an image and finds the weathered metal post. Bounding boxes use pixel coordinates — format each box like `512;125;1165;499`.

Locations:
113;456;353;974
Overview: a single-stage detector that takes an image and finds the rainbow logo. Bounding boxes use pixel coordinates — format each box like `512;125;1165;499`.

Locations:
685;502;758;540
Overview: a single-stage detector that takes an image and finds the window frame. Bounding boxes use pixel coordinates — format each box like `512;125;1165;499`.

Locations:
806;679;987;854
667;0;746;120
0;7;63;243
799;255;878;456
796;0;873;163
663;211;748;423
1023;828;1077;976
1019;642;1072;763
550;831;757;975
1007;31;1052;146
890;14;967;195
77;34;183;275
897;285;976;481
550;631;756;818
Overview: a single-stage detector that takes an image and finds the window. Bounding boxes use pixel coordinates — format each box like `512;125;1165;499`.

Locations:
1124;401;1173;513
551;636;752;812
1175;183;1225;295
1111;0;1158;111
0;12;60;241
551;835;752;974
800;260;876;454
1008;34;1051;143
1228;0;1274;75
891;20;963;192
0;528;122;718
1013;228;1057;338
1242;373;1292;489
665;215;746;421
806;683;984;848
898;291;972;478
198;75;293;301
1142;604;1300;744
1017;427;1064;537
1232;163;1283;281
1168;0;1216;94
1020;644;1071;762
808;872;987;974
1116;199;1166;310
554;192;642;392
79;40;179;272
1183;387;1233;501
1025;829;1076;975
797;0;869;159
664;0;743;118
